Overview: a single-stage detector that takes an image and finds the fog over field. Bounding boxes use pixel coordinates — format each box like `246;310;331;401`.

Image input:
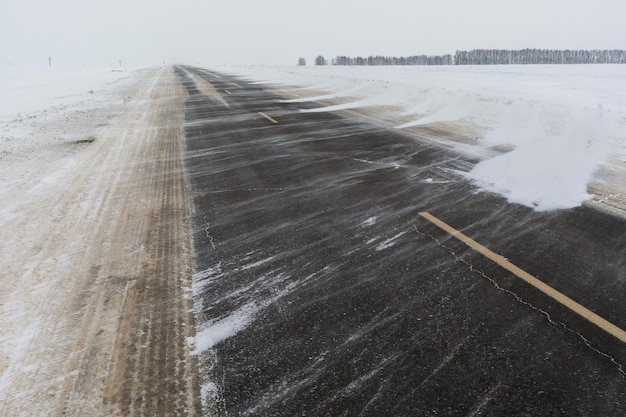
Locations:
2;0;626;66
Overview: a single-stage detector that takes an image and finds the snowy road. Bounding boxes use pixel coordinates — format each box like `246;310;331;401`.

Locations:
0;68;200;416
1;65;625;416
181;67;626;416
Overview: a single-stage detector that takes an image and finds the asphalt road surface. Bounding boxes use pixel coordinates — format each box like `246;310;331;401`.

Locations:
177;66;626;416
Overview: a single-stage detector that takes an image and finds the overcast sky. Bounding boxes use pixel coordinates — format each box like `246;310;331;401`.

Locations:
2;0;626;68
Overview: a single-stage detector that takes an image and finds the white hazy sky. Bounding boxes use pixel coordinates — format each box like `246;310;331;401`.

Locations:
2;0;626;67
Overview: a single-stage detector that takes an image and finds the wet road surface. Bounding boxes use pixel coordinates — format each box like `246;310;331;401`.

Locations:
177;66;626;416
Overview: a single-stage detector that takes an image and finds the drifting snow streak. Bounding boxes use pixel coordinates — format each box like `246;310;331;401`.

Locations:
396;98;474;128
192;302;258;354
375;231;407;251
242;256;277;270
362;216;378;227
190;271;293;355
280;92;348;103
352;157;408;169
191;264;223;296
300;98;382;113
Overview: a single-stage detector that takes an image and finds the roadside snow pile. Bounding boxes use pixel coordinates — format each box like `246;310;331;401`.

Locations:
217;65;626;212
466;101;615;210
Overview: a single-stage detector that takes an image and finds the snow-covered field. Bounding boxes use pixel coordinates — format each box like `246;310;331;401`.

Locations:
0;67;131;118
219;64;626;213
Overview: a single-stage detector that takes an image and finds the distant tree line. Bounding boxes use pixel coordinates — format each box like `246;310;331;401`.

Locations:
331;54;453;66
305;49;626;66
315;55;328;66
454;49;626;65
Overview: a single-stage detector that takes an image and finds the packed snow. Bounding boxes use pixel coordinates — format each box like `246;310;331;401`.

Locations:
0;67;137;224
217;64;626;212
0;66;146;414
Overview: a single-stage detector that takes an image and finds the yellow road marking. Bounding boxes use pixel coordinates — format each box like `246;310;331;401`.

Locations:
224;89;232;95
185;70;230;108
418;211;626;344
258;112;279;124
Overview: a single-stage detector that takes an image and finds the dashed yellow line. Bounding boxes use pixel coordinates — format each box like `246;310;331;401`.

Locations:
417;211;626;344
258;112;279;124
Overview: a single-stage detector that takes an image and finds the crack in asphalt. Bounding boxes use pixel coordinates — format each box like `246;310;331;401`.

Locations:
203;214;216;250
411;223;626;377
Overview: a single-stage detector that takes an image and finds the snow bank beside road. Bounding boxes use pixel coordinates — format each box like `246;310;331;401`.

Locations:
466;101;616;210
218;65;626;212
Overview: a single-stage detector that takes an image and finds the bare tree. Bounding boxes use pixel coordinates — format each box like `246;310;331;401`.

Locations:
297;57;306;66
453;49;626;65
332;54;453;66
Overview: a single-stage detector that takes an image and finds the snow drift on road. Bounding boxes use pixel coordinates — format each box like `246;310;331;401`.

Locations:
216;65;626;212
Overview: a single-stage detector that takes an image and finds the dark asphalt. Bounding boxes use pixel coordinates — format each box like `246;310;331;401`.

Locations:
176;66;626;416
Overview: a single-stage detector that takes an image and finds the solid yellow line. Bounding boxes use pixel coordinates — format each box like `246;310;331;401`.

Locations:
418;211;626;344
258;112;279;124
